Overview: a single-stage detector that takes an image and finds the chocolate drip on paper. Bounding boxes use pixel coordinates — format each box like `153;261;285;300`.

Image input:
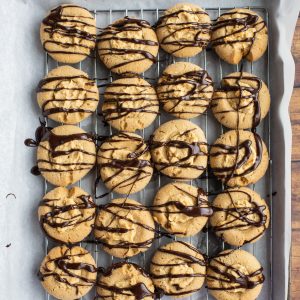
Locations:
157;69;213;115
212;73;263;128
97;262;155;300
97;132;152;195
42;5;96;56
207;250;264;291
38;247;97;295
102;80;159;123
155;9;211;54
210;131;263;184
211;189;267;244
37;74;98;118
98;17;158;71
39;194;96;242
150;241;206;296
211;11;266;59
149;128;208;179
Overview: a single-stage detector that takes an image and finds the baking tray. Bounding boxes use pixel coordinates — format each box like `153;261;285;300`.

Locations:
42;6;272;300
0;1;297;300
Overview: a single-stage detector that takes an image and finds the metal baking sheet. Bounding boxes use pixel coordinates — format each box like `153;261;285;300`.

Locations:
0;1;298;300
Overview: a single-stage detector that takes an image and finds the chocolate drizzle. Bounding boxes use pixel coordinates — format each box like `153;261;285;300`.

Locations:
210;131;263;184
97;262;155;300
211;190;268;244
97;132;152;194
149;128;208;179
42;5;96;57
37;74;98;119
212;73;263;128
39;194;96;242
207;250;265;291
211;11;266;59
98;17;158;71
151;241;206;296
155;9;211;54
38;247;97;295
102;79;159;124
157;69;213;116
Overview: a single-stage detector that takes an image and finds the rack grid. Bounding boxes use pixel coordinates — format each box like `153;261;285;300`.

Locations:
42;6;272;300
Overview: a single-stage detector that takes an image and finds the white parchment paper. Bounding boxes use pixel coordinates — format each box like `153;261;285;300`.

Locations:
0;0;299;299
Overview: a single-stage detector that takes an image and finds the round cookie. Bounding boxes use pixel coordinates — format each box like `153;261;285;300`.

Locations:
209;130;269;187
38;186;96;244
39;245;97;300
157;62;214;119
98;17;159;74
207;249;264;300
94;198;155;258
211;72;270;129
211;8;268;64
150;241;206;298
150;119;208;180
102;76;159;132
37;125;96;187
40;4;96;63
97;262;155;299
210;187;270;246
97;132;153;194
156;3;211;57
37;65;99;124
152;182;213;237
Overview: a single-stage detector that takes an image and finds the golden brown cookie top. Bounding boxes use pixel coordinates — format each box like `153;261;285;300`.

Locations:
40;4;96;63
212;72;270;129
207;249;264;300
94;198;155;258
39;245;97;300
97;262;155;300
157;62;214;119
150;241;206;298
152;182;212;237
97;131;153;194
156;3;211;57
210;187;270;246
102;76;159;132
209;130;269;187
37;65;99;124
38;186;96;244
98;17;159;74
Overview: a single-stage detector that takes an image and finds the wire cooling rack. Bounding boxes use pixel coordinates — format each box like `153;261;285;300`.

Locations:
41;6;272;300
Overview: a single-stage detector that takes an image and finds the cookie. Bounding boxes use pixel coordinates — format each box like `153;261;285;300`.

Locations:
97;262;155;299
38;186;96;244
37;125;96;186
211;8;268;64
151;182;212;237
39;245;97;300
102;76;159;132
98;17;159;74
209;130;269;187
156;3;211;57
40;4;96;63
156;62;213;119
37;65;99;124
207;249;264;300
150;119;208;179
94;198;155;258
97;132;153;194
150;241;206;298
210;187;270;246
211;72;270;129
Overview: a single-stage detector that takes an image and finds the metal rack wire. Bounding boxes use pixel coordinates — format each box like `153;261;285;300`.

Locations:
42;6;272;300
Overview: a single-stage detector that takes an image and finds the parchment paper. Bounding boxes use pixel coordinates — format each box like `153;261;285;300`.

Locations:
0;0;299;299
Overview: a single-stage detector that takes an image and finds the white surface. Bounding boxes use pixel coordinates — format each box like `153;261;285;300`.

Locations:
0;0;298;300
